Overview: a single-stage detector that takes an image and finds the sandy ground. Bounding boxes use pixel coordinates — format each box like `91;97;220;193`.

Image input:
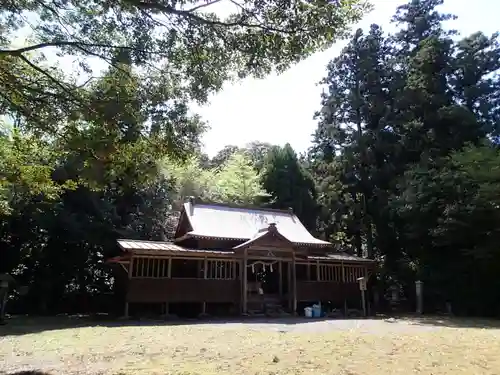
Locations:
1;317;500;375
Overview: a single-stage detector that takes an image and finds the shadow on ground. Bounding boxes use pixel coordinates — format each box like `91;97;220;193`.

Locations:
0;315;341;336
2;314;500;337
391;315;500;329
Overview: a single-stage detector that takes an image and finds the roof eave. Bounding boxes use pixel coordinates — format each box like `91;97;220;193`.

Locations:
179;232;331;247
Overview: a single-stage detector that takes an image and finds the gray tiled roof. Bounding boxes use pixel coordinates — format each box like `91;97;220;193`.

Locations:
116;240;372;263
182;202;331;246
117;239;233;255
308;253;375;263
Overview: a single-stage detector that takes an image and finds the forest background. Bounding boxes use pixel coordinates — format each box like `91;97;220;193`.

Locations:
2;0;500;316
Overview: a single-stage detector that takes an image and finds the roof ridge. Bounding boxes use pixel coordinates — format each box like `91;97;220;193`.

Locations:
192;200;295;215
117;239;175;244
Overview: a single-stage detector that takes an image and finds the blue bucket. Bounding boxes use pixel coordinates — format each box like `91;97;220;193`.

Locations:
312;305;322;318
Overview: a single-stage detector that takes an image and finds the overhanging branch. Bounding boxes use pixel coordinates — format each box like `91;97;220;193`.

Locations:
0;42;154;56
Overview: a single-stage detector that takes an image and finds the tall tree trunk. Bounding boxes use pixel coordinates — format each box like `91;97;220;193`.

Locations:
355;80;374;259
351;192;363;256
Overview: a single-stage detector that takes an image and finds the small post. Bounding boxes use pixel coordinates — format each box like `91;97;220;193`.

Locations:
242;250;248;314
357;277;367;317
0;280;9;324
278;261;283;296
389;285;400;313
415;280;423;315
287;262;292;310
292;254;297;314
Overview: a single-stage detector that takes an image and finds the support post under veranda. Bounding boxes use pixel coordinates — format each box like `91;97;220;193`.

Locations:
242;250;248;314
124;257;133;319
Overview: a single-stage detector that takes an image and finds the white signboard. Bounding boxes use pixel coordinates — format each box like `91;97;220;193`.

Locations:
358;277;367;291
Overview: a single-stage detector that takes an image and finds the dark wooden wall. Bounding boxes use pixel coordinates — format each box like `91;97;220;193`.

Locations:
127;279;240;303
296;281;361;305
127;278;363;307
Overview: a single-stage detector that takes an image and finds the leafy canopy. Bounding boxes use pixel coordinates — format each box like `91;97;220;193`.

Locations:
0;0;370;128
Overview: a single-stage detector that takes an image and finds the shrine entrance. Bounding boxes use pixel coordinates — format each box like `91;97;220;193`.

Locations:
237;227;299;314
245;258;293;314
247;260;281;295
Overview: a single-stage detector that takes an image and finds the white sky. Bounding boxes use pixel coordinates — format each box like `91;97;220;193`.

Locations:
196;0;499;157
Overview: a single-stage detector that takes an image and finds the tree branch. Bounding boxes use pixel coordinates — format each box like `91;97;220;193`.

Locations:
185;0;222;13
135;1;298;34
0;42;153;56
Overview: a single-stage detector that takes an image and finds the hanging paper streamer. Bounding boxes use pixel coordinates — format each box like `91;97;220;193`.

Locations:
248;260;278;274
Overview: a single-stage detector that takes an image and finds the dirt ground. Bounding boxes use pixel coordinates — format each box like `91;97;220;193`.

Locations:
1;316;500;375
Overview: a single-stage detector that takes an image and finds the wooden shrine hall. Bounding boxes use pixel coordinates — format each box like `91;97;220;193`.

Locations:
108;198;375;317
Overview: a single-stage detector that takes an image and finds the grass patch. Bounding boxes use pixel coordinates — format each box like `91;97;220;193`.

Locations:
1;318;500;374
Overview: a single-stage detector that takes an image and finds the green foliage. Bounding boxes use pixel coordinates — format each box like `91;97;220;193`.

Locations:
390;144;500;314
161;151;268;207
310;0;500;314
212;152;268;205
210;145;240;169
0;0;371;314
210;141;273;170
260;144;317;230
161;155;216;206
0;128;76;215
0;0;369;123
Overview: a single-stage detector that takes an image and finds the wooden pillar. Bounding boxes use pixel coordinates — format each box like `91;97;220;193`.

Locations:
292;254;297;314
167;257;172;278
316;260;320;281
129;257;134;278
278;261;283;297
124;302;129;319
202;257;208;316
242;249;248;314
341;261;347;316
125;257;133;319
306;262;311;281
287;262;292;310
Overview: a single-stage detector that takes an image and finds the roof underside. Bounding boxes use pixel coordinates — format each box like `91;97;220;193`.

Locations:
117;240;232;255
181;203;330;246
116;240;373;263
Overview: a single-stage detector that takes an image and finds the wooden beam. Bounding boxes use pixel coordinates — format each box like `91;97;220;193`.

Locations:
120;263;128;274
240;258;244;311
341;261;347;316
292;254;297;313
167;257;172;278
287;262;292;311
204;257;208;279
278;261;283;297
124;302;129;319
242;250;248;314
127;258;133;286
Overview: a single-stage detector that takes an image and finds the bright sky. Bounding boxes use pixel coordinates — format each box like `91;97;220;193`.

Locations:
196;0;499;157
